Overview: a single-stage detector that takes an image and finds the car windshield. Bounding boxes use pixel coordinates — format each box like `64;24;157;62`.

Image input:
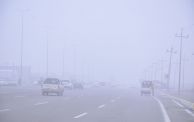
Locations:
1;0;194;122
142;81;152;88
62;80;70;83
44;78;59;84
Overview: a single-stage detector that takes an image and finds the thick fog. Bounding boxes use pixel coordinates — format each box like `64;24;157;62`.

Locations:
0;0;194;87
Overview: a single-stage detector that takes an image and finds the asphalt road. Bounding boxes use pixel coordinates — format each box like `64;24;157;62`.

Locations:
0;85;193;122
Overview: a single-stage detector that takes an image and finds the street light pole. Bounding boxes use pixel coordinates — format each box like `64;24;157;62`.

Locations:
159;59;165;87
18;9;29;85
62;46;65;78
175;28;188;95
46;31;49;77
166;47;176;90
19;14;24;85
152;63;157;82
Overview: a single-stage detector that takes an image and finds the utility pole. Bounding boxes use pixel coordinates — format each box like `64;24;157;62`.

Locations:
19;13;24;86
152;63;157;82
143;69;148;81
182;58;185;89
18;9;29;85
149;65;154;81
159;59;165;87
175;28;188;95
166;47;176;90
62;45;65;78
73;40;77;81
46;31;49;77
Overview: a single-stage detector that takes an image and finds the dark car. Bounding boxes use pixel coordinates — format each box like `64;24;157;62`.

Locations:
73;82;84;90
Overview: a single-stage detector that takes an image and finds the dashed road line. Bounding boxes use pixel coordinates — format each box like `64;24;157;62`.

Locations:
172;99;184;108
184;109;194;117
74;112;88;119
98;104;106;109
34;101;48;106
153;97;171;122
0;109;10;112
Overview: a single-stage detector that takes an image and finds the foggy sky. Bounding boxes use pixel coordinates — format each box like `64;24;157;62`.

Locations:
0;0;194;85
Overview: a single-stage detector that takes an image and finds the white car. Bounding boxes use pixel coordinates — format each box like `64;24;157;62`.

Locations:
41;78;64;96
0;80;17;86
61;80;73;90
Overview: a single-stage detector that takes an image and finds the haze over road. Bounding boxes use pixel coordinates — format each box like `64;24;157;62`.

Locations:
0;86;193;122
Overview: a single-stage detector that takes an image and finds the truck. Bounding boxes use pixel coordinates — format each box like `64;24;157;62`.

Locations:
140;81;154;96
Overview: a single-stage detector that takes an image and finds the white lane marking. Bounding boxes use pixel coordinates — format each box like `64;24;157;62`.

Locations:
15;96;25;98
98;104;106;109
184;109;194;117
110;99;115;103
74;112;88;119
0;109;10;112
34;101;48;106
172;100;184;108
153;97;171;122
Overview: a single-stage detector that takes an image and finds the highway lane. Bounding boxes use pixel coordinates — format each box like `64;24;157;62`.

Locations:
0;86;194;122
158;94;194;122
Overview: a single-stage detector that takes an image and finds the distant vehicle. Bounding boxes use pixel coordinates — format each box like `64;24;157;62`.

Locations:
0;66;20;86
73;82;84;90
0;79;18;86
61;80;73;90
98;81;106;86
140;81;154;96
33;80;41;85
0;80;8;86
41;78;64;96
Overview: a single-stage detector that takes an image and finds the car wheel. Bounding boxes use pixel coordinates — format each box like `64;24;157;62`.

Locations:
42;92;45;96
